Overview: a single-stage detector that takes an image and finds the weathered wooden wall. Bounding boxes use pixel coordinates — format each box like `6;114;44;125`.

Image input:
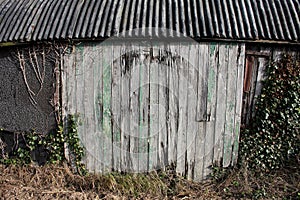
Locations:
62;41;245;181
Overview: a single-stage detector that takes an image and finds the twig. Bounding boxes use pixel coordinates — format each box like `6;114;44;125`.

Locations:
33;47;44;87
29;48;42;85
0;138;7;159
13;132;19;152
42;46;46;82
17;49;37;106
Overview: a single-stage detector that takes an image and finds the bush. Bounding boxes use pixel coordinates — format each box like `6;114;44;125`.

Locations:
240;54;300;171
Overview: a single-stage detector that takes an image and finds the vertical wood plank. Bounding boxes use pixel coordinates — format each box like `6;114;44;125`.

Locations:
196;43;209;122
61;53;67;117
223;44;238;167
111;42;122;172
149;47;159;170
158;48;168;169
62;47;76;165
243;55;256;124
138;45;150;172
201;43;214;178
64;46;76;115
84;44;96;173
186;43;199;180
232;44;245;165
248;57;259;123
89;44;99;173
102;43;113;172
213;44;228;167
130;44;140;172
74;45;86;168
194;44;208;181
121;43;131;172
206;43;219;122
168;44;179;166
176;43;188;176
206;42;219;169
93;44;104;173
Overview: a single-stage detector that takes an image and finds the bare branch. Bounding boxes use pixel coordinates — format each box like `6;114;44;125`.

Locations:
17;49;37;106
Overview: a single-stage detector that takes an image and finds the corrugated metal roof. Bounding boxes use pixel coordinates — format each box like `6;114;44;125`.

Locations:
0;0;299;43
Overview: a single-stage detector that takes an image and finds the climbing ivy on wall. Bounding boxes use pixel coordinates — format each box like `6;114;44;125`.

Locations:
64;114;86;175
240;54;300;171
0;114;86;175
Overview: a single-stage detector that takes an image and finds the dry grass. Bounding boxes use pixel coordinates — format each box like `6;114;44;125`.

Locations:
0;162;299;199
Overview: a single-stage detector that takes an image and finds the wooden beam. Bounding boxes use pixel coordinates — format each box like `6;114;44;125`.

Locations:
245;50;270;57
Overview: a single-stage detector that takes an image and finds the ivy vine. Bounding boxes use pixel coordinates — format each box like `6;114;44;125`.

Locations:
0;114;87;175
64;114;86;175
240;54;300;171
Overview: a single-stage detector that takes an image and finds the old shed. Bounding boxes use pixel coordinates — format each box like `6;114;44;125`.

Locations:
0;0;299;181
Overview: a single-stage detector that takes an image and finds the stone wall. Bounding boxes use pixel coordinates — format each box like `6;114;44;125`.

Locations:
0;45;57;134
